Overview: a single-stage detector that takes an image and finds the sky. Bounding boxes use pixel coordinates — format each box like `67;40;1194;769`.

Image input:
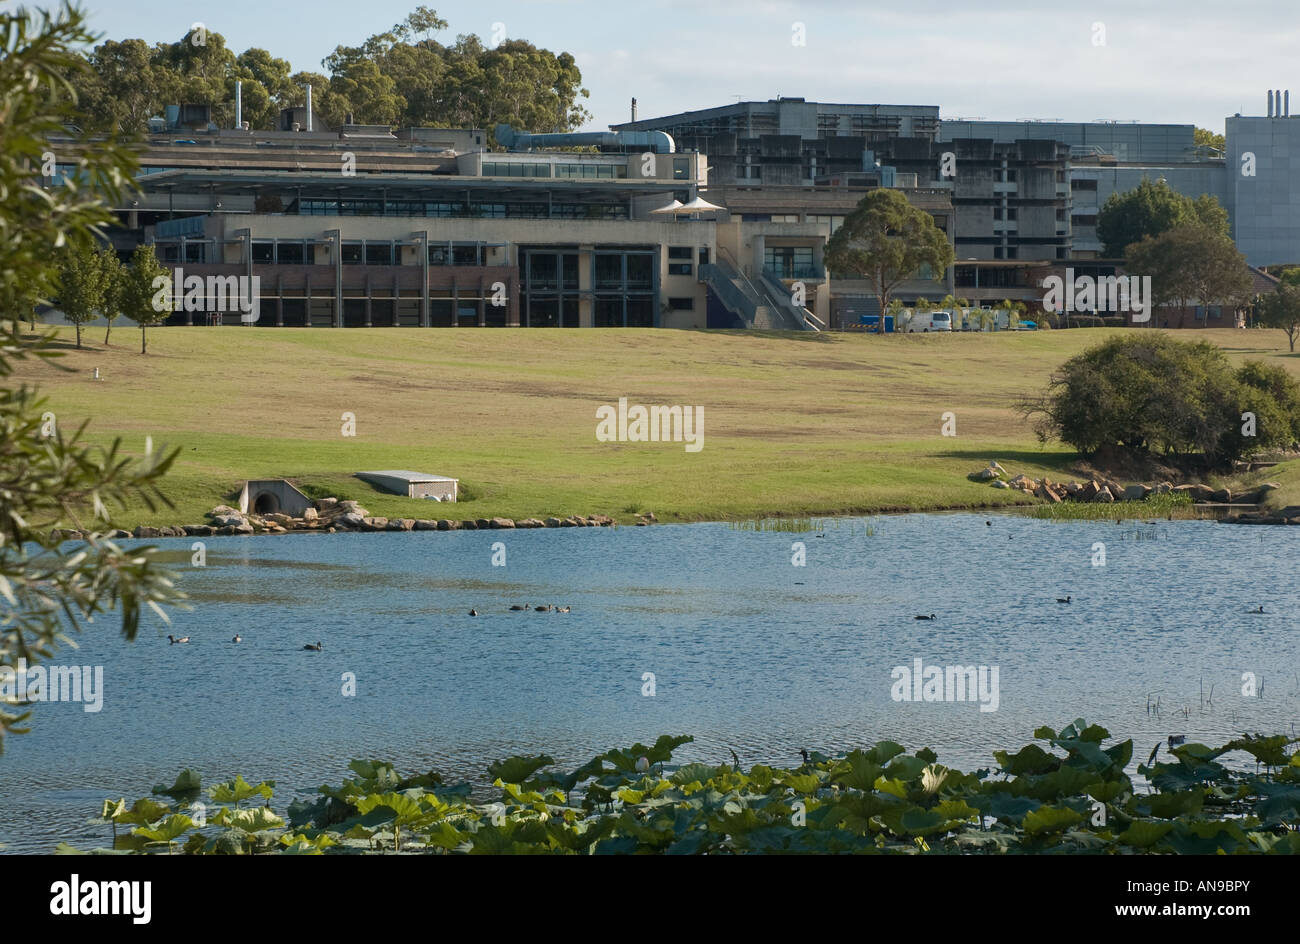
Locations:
76;0;1300;134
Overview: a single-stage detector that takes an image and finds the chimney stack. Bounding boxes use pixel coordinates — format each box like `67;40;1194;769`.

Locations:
631;97;638;122
305;83;313;132
1268;89;1274;117
235;80;242;130
1287;90;1291;117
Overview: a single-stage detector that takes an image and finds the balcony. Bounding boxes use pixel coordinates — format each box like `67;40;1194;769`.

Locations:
763;263;824;281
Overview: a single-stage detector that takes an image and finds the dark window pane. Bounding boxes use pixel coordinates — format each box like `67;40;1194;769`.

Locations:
625;254;653;289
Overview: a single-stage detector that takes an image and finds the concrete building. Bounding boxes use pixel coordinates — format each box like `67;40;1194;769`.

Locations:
1227;93;1300;267
64;112;831;330
613;97;940;186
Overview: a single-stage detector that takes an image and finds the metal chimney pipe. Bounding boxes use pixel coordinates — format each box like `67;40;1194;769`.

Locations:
1268;89;1274;117
631;97;638;122
1287;90;1291;117
235;80;242;129
305;84;313;132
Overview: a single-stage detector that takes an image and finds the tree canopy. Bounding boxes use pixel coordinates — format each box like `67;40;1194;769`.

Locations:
67;7;591;139
1255;281;1300;352
824;189;954;333
1023;334;1300;466
1095;178;1231;258
1125;223;1251;318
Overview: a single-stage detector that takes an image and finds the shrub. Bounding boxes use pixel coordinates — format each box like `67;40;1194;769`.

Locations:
1022;335;1300;466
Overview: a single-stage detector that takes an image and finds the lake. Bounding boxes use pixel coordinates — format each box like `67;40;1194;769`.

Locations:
2;514;1297;853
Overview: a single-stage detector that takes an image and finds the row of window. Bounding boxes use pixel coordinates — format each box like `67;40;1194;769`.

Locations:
296;199;629;220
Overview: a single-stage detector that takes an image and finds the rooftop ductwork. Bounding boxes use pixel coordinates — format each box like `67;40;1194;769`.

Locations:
495;123;675;153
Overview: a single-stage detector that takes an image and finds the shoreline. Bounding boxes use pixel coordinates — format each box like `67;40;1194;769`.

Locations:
55;495;1298;543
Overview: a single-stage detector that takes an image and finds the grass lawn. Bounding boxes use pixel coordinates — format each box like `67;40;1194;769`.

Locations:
13;324;1300;528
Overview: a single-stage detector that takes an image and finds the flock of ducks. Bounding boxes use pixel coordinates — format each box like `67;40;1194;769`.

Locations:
168;604;573;648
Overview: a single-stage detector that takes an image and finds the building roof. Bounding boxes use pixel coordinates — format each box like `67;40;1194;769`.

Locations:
358;470;458;483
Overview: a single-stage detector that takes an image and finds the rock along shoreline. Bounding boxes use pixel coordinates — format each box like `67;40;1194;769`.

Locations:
52;498;661;542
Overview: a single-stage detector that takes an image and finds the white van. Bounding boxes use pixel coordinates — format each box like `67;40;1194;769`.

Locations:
907;310;953;333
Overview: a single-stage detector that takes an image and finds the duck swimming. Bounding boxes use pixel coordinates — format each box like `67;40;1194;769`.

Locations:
303;641;323;651
914;614;936;621
556;606;570;613
1056;596;1071;604
469;609;478;617
509;604;529;611
232;634;241;643
168;635;190;644
534;604;553;612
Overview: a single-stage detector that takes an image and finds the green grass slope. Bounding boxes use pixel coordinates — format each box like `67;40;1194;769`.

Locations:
14;325;1300;528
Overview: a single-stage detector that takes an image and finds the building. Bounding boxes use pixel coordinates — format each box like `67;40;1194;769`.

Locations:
613;97;940;186
58;108;831;330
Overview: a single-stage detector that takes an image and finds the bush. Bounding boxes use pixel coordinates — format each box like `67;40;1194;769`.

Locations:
1022;335;1300;466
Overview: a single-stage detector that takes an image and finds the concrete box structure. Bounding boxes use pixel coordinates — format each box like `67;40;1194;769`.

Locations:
356;470;458;502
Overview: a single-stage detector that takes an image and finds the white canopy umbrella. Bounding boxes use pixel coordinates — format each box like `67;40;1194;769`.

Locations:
675;196;726;214
648;199;684;214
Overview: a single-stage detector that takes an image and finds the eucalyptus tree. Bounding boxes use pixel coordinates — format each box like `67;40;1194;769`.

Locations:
825;190;954;335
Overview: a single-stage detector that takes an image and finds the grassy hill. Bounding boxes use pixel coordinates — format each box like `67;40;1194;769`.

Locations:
14;325;1300;528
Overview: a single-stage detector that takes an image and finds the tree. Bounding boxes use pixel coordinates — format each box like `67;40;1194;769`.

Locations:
1021;334;1296;467
1222;361;1300;457
57;242;105;349
120;245;172;353
1126;224;1251;326
1194;127;1226;152
1096;177;1231;258
98;248;124;344
824;189;955;334
0;1;182;751
1255;282;1300;352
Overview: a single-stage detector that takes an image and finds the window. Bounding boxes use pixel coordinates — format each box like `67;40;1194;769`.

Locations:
625;254;653;289
1072;214;1098;227
278;241;306;264
668;263;692;276
993;207;1003;221
673;158;690;180
528;253;558;289
1071;178;1098;191
365;242;393;266
554;163;621;179
594;254;622;289
1005;169;1017;182
698;248;710;266
341;242;363;264
994;247;1004;259
482;161;550;178
667;297;694;310
764;246;814;279
1006;208;1018;221
252;242;274;264
667;247;693;259
453;245;480;266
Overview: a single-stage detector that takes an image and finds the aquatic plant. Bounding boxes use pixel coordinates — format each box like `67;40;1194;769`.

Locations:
58;722;1300;855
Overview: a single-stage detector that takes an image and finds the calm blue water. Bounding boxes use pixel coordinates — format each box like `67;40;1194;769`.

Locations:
2;514;1298;852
